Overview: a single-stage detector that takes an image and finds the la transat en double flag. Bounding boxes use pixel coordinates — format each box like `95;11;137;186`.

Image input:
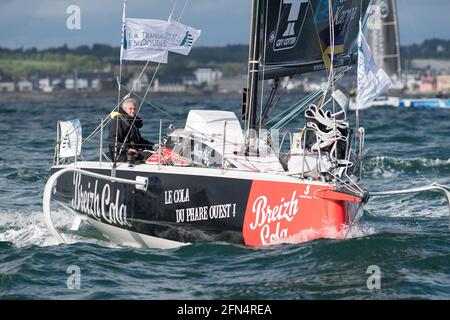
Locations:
121;18;201;63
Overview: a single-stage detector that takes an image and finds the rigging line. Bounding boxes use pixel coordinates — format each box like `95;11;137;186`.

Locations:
307;0;333;110
268;98;315;131
317;1;336;110
121;82;246;149
343;201;364;239
168;0;179;21
118;0;127;105
323;0;335;101
328;0;338;160
113;59;152;163
65;95;123;147
324;168;362;195
115;62;162;162
130;0;188;116
267;83;287;118
267;67;351;132
115;0;127;162
177;0;189;21
262;79;287;125
247;0;260;135
115;0;183;161
258;0;269;132
265;85;326;126
391;0;402;78
112;53;151;159
307;0;329;80
267;67;348;128
82;0;186;157
343;172;364;193
329;0;335;86
117;0;127;103
260;80;279;124
266;91;322;130
83;118;112;146
120;84;178;121
359;0;362;21
82;95;130;145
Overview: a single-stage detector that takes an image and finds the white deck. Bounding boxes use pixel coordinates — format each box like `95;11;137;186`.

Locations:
53;161;332;187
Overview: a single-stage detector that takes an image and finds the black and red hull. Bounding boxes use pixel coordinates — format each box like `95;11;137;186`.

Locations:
52;163;364;248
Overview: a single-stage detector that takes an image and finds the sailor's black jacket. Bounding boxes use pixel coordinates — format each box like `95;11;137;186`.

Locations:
108;108;153;162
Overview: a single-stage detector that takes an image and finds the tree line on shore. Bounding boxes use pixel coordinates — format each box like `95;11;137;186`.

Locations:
0;39;449;78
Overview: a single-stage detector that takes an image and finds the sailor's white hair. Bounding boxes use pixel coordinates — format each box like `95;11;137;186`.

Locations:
122;98;138;108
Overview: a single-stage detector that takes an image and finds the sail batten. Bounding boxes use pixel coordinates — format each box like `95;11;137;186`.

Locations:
260;55;354;79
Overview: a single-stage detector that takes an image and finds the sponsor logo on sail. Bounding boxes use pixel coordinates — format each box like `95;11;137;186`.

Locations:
273;0;308;51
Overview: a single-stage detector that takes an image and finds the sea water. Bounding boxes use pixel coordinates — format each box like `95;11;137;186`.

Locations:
0;94;449;299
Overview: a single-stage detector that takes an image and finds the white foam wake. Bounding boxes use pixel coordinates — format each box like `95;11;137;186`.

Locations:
268;224;377;246
367;197;450;219
0;209;117;248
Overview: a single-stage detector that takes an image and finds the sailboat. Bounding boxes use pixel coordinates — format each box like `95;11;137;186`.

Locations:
42;0;450;249
349;0;450;110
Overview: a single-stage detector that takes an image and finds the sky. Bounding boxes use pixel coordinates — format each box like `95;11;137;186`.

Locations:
0;0;449;49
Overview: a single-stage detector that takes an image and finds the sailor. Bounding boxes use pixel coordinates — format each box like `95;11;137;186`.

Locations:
108;98;154;162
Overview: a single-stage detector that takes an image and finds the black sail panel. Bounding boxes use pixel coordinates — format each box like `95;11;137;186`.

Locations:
366;0;401;80
261;0;372;79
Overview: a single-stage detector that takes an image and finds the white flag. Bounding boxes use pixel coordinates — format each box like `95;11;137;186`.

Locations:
59;119;82;158
165;20;201;55
121;18;201;62
122;47;168;63
357;28;392;109
121;19;169;62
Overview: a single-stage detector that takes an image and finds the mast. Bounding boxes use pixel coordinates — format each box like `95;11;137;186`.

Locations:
245;0;262;135
242;0;372;130
392;0;402;80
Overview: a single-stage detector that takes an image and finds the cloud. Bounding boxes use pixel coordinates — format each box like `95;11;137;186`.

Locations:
0;0;449;49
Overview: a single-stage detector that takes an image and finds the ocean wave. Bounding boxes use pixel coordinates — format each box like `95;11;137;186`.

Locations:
366;197;450;219
0;210;116;248
364;156;450;176
6;169;49;183
269;223;378;246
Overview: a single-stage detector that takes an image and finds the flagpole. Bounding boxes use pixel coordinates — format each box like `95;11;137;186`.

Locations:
118;0;126;105
113;0;126;171
356;18;362;138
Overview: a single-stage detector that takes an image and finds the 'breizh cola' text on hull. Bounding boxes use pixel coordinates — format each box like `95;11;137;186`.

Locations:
249;192;299;245
71;172;131;227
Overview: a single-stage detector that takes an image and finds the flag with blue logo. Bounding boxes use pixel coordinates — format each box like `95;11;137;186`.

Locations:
121;18;201;62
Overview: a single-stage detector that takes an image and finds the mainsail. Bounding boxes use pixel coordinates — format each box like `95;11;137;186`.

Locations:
366;0;401;81
244;0;372;129
261;0;372;79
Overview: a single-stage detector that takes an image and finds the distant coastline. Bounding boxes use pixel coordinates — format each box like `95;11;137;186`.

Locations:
0;89;243;102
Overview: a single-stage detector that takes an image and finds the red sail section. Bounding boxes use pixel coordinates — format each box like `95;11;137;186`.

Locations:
242;181;360;247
